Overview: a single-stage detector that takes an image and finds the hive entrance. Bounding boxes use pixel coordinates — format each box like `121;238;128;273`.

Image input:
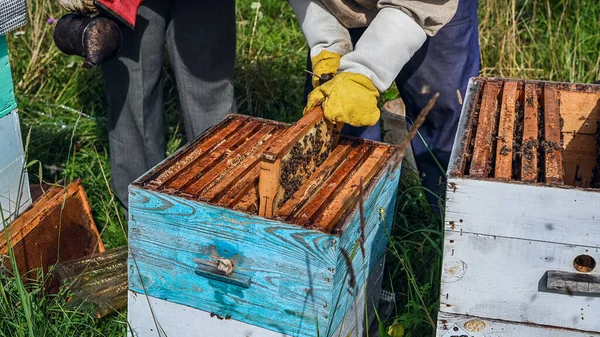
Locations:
453;78;600;189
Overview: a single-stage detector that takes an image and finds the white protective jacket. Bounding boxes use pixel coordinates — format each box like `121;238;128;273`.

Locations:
288;0;458;92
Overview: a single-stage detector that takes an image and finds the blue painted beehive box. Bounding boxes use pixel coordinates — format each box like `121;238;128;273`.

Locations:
128;114;401;337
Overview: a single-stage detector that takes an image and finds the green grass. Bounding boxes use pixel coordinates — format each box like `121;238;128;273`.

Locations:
2;0;600;336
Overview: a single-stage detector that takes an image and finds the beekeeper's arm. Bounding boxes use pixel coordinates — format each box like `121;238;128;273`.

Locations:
292;0;458;127
288;0;353;88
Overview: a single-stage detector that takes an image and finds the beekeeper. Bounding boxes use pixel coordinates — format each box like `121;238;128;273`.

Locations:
57;0;236;211
290;0;480;213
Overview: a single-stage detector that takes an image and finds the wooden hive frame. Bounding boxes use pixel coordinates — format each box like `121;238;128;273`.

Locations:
438;77;600;337
0;180;105;284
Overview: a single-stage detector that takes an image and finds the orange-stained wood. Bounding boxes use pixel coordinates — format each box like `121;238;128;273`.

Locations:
184;125;280;196
521;83;540;183
494;81;518;179
276;139;354;220
163;120;263;191
147;116;248;188
312;146;393;233
543;85;564;184
201;127;285;202
0;180;104;280
289;143;372;225
470;81;501;178
214;162;260;207
233;186;258;214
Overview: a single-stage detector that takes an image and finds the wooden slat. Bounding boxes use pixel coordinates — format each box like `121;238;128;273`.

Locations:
162;120;262;191
312;146;392;233
558;91;600;135
183;125;279;196
494;81;518;179
521;83;540;183
445;177;600;248
275;139;354;220
440;230;600;332
258;107;337;218
543;85;564;184
450;78;484;177
199;127;285;201
289;144;372;226
561;133;597;187
233;187;258;213
147;117;248;188
215;164;260;207
469;81;501;178
438;312;596;337
547;270;600;295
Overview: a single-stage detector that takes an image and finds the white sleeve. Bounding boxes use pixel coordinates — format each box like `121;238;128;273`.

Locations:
288;0;353;58
338;8;427;92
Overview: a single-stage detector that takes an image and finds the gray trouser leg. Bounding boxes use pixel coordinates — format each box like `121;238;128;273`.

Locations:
102;0;236;208
166;0;236;142
102;0;169;208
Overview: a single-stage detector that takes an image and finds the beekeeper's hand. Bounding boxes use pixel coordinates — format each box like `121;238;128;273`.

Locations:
311;50;342;88
57;0;98;15
305;72;380;127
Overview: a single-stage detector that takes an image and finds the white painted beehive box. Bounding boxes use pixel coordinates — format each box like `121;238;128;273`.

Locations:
0;34;30;226
437;77;600;336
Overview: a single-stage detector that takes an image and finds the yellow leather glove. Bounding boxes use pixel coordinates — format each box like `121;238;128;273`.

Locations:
305;72;380;127
311;50;342;88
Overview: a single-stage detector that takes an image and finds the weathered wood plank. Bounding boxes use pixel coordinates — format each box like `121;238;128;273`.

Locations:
289;144;371;227
216;164;260;207
0;111;30;224
445;177;600;248
181;125;278;196
449;78;484;177
543;85;564;184
439;230;600;332
559;91;600;135
258;107;336;218
469;80;501;178
129;187;338;337
162;120;262;191
521;83;540;183
437;312;598;337
561;133;598;187
233;186;258;213
331;164;400;336
199;127;285;201
146;116;248;188
494;81;518;179
547;270;600;295
276;139;354;220
313;146;393;233
128;255;383;337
